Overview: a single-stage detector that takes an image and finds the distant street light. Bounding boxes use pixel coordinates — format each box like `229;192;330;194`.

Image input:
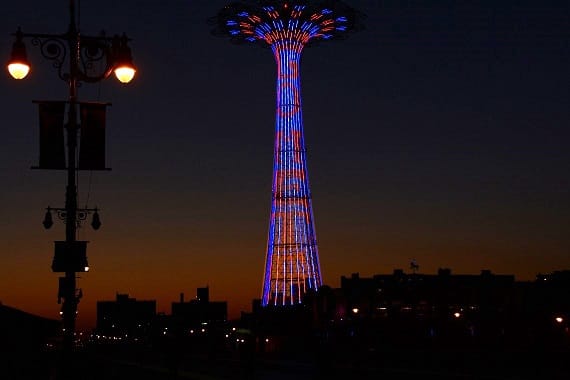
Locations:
6;0;136;369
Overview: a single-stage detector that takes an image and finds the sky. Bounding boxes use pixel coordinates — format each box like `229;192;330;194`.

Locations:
0;0;568;329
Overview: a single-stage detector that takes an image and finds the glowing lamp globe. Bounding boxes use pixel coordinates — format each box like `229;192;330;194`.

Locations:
113;66;136;83
8;62;30;79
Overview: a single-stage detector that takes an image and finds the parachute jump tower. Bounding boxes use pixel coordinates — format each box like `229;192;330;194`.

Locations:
214;1;362;306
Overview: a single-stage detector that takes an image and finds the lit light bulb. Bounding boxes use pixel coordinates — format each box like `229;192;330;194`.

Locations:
114;66;136;83
8;62;30;79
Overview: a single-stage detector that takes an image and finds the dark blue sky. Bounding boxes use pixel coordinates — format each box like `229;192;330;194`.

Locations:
0;0;568;328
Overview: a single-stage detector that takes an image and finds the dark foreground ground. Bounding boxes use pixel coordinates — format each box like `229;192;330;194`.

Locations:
2;343;569;380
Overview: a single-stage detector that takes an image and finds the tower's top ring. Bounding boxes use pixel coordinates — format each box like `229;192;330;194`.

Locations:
212;1;364;46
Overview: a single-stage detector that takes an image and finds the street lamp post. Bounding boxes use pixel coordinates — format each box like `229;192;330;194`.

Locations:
7;0;136;361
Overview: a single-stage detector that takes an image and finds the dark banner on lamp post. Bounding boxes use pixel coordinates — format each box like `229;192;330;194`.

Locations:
37;101;66;169
79;102;109;170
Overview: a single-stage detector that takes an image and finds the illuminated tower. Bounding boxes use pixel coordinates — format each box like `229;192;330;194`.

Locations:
214;1;362;306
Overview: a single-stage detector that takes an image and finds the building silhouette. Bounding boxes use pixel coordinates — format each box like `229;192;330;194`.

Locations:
81;270;569;378
0;302;60;379
95;293;156;340
0;302;60;350
231;268;570;356
213;0;363;306
171;286;228;328
338;268;515;321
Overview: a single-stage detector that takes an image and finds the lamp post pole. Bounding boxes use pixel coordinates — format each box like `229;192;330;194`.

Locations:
7;0;136;363
61;0;80;354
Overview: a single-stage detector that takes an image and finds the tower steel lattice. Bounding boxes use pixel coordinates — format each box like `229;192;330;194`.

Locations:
214;1;362;306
